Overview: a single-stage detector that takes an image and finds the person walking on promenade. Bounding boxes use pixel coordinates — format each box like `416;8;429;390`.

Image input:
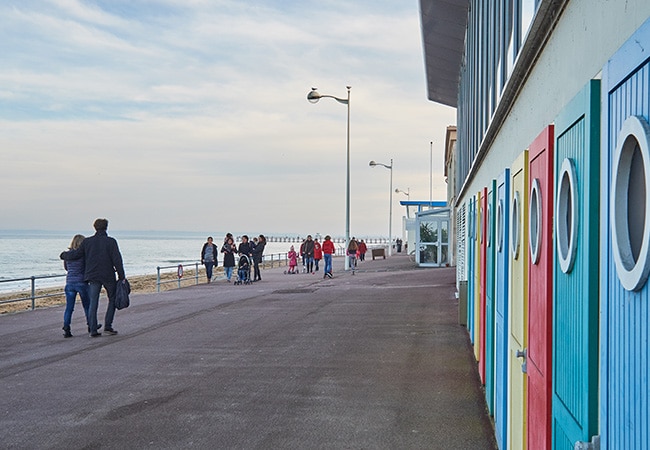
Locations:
251;234;266;281
221;236;237;282
347;237;359;273
299;239;306;272
238;235;253;258
358;239;368;262
322;235;335;278
313;238;323;272
303;235;315;274
61;234;92;338
60;218;125;337
201;237;219;283
287;245;298;274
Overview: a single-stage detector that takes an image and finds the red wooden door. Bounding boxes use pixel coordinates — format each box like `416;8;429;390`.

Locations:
527;125;554;450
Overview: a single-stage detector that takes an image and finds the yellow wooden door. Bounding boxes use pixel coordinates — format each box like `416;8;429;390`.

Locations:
508;150;528;450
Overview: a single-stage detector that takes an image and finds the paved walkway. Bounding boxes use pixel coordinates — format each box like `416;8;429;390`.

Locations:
1;253;496;449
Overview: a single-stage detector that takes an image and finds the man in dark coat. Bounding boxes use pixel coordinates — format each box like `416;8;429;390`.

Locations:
60;218;125;337
303;235;315;273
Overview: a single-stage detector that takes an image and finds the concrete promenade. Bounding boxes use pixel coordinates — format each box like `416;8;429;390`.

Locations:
1;253;496;449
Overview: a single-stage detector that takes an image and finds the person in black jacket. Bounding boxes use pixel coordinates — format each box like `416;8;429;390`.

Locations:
221;236;237;282
237;235;253;257
60;218;125;337
303;235;315;274
251;234;266;281
200;237;219;283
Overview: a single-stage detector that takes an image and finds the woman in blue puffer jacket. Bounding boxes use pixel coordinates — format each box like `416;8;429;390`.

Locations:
62;234;92;338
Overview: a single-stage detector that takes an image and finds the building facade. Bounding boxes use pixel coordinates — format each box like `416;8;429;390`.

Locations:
420;1;650;449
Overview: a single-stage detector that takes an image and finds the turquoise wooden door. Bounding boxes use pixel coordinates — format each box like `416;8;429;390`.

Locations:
468;197;475;341
552;80;600;449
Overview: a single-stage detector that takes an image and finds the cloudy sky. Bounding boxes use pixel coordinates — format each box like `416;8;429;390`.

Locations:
0;0;455;237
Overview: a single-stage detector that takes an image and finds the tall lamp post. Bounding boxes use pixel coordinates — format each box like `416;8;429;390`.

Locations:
430;141;433;203
369;159;393;256
307;86;352;270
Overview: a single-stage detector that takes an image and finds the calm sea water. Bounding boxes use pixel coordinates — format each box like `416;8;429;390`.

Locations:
0;230;316;293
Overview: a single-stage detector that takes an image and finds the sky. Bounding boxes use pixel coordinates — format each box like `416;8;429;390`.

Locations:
0;0;456;238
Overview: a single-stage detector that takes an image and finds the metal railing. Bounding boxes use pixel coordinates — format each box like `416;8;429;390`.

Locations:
0;274;67;310
155;253;291;292
0;250;347;308
156;261;201;292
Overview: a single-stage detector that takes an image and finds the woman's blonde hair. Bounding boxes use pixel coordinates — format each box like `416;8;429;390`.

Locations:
69;234;85;250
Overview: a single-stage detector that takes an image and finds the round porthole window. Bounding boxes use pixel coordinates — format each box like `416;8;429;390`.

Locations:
511;191;521;260
497;199;504;253
487;203;492;248
556;158;578;273
529;179;542;265
611;115;650;291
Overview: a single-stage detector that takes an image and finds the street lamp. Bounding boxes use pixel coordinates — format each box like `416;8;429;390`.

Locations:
369;159;393;256
395;187;410;200
307;86;352;270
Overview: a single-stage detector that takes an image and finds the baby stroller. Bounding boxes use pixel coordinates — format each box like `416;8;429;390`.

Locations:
235;254;252;285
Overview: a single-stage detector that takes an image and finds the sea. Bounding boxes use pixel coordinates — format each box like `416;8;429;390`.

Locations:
0;230;319;294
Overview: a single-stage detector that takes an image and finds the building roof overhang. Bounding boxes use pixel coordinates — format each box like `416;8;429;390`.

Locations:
419;0;468;108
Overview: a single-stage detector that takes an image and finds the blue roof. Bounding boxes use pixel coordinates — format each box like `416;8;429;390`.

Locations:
399;200;447;207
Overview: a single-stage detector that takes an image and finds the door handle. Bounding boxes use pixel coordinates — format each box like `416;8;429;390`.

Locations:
516;348;528;374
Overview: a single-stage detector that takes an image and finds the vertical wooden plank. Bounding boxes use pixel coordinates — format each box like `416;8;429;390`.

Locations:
602;18;650;449
478;188;487;384
527;125;554;450
509;150;528;450
495;168;510;449
486;180;497;413
475;191;483;361
552;79;600;447
468;197;475;342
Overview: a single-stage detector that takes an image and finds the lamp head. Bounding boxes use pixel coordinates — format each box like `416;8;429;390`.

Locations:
369;160;377;167
307;87;321;103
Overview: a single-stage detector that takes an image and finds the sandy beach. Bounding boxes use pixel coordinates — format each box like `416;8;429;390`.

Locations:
0;260;288;315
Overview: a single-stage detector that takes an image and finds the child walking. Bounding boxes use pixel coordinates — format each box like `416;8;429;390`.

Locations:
287;245;298;274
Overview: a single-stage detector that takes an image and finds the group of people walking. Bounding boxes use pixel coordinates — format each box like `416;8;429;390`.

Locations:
201;233;267;283
287;234;336;277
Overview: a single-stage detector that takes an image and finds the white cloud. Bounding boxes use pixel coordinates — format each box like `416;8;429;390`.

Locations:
0;0;455;236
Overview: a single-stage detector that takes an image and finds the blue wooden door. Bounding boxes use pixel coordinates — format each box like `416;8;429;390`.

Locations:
495;169;510;449
485;180;496;414
601;18;650;450
551;80;600;449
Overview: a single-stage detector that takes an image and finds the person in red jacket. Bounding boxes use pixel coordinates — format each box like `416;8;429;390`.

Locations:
358;239;368;262
322;235;336;278
313;238;323;272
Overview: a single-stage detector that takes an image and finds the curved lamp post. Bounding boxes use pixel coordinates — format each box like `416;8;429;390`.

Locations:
395;187;410;200
307;86;352;270
369;159;393;256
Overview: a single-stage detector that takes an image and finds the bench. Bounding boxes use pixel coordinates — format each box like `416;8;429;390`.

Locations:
371;248;386;260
